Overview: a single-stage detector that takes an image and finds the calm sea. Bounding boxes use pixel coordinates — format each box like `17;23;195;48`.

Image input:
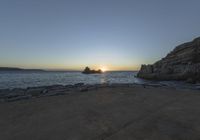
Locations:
0;71;199;89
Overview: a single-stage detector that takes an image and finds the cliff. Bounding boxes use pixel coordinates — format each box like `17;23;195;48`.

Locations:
137;37;200;83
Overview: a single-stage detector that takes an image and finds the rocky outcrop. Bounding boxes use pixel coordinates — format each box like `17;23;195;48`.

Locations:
0;83;136;103
82;67;102;74
0;83;87;102
137;37;200;83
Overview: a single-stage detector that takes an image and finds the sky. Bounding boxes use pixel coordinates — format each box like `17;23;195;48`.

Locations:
0;0;200;71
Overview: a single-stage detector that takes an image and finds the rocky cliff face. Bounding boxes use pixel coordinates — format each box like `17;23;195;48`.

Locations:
137;37;200;83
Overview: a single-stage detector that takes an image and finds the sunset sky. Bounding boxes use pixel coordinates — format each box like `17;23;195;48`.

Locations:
0;0;200;71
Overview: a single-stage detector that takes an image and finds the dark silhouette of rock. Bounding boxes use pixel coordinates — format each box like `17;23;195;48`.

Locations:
137;37;200;83
82;67;102;74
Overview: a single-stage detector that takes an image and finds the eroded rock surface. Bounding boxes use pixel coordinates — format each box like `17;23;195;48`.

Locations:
138;37;200;82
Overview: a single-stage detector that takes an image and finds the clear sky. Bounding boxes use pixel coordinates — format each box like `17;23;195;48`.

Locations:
0;0;200;71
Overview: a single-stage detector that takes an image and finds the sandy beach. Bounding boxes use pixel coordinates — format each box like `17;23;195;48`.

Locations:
0;85;200;140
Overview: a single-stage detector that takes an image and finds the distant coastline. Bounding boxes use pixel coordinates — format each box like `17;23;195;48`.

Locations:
0;67;46;72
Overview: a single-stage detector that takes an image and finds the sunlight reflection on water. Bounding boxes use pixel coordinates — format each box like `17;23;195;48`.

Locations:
0;71;198;89
0;71;136;89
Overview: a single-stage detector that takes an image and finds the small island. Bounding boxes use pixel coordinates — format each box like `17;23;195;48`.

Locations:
82;67;103;74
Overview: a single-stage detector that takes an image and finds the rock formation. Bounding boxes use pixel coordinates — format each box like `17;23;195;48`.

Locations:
137;37;200;83
82;67;102;74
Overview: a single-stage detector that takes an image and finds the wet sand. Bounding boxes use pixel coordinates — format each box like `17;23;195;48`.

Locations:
0;85;200;140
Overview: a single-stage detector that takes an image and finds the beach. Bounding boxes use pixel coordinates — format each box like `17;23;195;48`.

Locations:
0;84;200;140
1;0;200;139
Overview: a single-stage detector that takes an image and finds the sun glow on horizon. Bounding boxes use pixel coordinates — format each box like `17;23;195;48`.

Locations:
100;66;107;72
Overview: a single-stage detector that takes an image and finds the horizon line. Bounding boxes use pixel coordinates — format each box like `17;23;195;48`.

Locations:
0;66;139;72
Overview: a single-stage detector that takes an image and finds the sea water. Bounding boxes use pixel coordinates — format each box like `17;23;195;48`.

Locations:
0;71;199;89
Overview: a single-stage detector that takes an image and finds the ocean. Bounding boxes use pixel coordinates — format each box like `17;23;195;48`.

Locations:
0;71;199;89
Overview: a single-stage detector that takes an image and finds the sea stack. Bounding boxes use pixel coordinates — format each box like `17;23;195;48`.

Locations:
82;67;102;74
137;37;200;83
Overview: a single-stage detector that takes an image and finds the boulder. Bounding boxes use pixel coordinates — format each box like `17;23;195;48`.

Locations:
137;37;200;83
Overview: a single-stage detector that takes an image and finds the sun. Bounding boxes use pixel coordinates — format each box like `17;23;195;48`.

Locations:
101;67;107;72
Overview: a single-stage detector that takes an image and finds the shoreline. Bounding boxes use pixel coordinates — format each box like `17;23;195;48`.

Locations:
0;83;200;103
1;84;200;139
